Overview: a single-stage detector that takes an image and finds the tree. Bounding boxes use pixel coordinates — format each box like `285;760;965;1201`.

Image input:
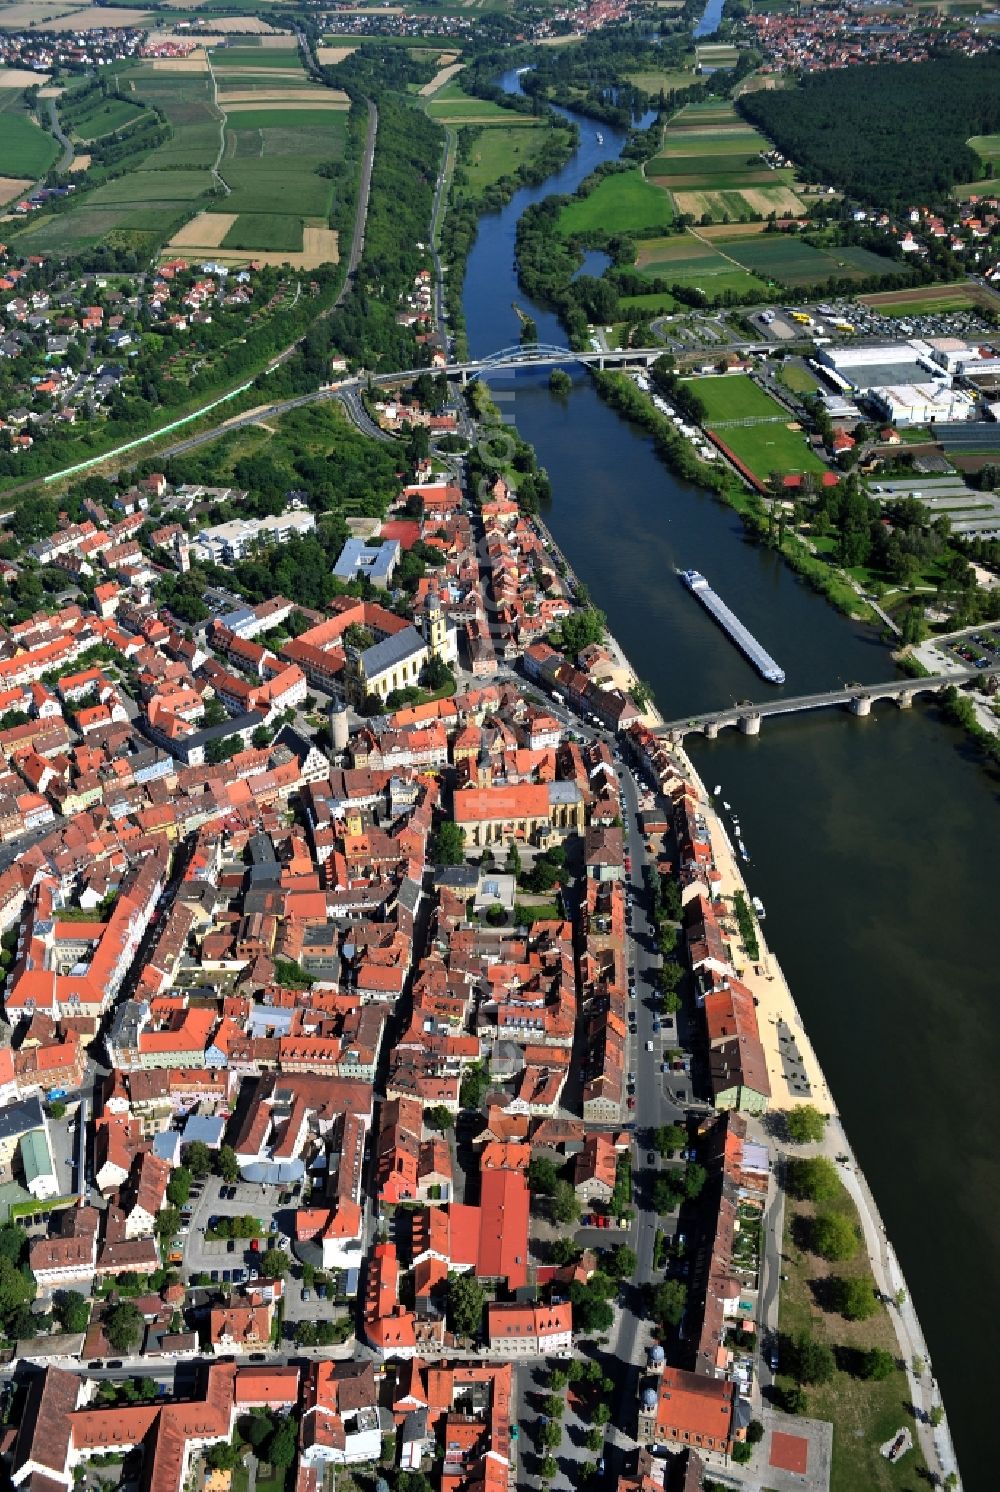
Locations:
606;1244;637;1278
268;1419;298;1469
397;1475;434;1492
747;1419;765;1444
683;1162;707;1200
49;1100;66;1120
251;725;273;749
831;1275;878;1321
654;1124;686;1156
296;1320;318;1347
260;1248;290;1279
859;1348;895;1381
785;1105;827;1144
791;1332;835;1384
652;1176;682;1214
785;1156;840;1203
540;1456;558;1482
205;1444;239;1472
425;1105;454;1132
549;1237;581;1266
0;1226;27;1265
240;1413;274;1452
447;1274;485;1338
812;1208;859;1262
541;1420;563;1449
167;1167;191;1207
54;1290;90;1334
430;820;465;865
184;1141;212;1179
929;1405;944;1428
584;1428;604;1453
652;1279;687;1327
104;1299;143;1354
543;1394;565;1421
217;1146;240;1184
528;1155;559;1196
782;1384;807;1414
155;1206;181;1240
550;1180;581;1226
459;1062;489;1111
301;1263;315;1290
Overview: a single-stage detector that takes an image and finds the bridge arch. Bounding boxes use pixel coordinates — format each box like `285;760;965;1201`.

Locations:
467;343;588;378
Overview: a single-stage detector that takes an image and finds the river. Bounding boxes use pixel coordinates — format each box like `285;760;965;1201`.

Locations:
459;59;993;1491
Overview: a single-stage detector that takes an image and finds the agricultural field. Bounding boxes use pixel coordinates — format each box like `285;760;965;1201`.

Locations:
723;235;904;287
648;99;808;222
968;132;1000;166
222;211;302;252
123;68;221;170
558;169;672;235
625;62;699;95
202;46;348;262
634;232;769;301
0;88;58;177
618;290;678;315
8;39;350;265
696;42;739;67
425;79;523;125
859;282;1000;315
63;94;143;142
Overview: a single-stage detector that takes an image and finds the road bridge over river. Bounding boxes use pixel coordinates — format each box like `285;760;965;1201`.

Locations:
654;667;999;740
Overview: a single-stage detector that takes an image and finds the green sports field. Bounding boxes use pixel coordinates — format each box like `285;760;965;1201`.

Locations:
684;373;786;423
708;418;829;480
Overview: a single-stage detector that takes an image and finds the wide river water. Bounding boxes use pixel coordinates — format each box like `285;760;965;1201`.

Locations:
458;63;996;1489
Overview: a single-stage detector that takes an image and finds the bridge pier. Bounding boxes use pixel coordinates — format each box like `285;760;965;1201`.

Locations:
739;713;761;736
897;692;914;709
704;721;720;740
850;695;873;717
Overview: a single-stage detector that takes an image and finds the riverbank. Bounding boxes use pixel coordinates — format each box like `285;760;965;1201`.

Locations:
528;456;961;1484
592;368;884;633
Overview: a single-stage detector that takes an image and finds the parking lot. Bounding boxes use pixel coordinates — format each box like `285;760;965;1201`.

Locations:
177;1174;297;1283
748;297;997;346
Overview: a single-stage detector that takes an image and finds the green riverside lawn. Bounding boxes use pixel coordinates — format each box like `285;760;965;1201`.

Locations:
778;1176;929;1492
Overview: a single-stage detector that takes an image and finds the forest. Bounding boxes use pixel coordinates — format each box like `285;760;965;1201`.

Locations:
739;56;1000;210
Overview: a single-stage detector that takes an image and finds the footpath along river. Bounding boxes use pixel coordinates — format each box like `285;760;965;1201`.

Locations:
458;59;996;1491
